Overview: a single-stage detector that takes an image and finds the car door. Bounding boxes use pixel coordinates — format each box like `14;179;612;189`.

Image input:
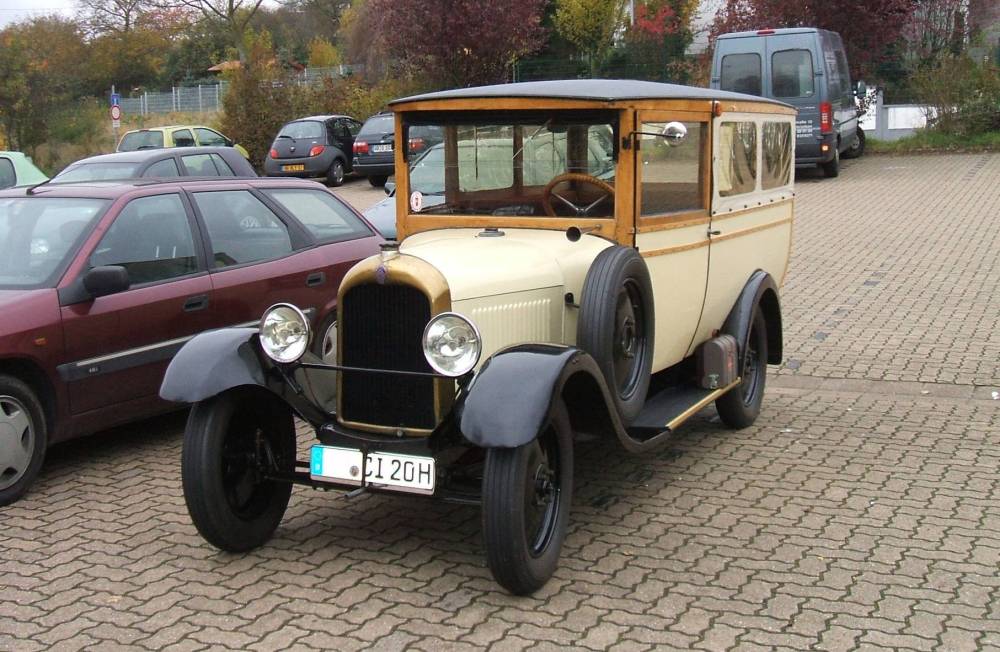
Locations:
187;187;336;331
633;109;713;369
59;192;214;414
194;127;228;148
330;119;356;161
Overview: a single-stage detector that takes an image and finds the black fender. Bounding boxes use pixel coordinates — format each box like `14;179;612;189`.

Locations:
721;270;783;366
457;344;630;450
160;327;334;424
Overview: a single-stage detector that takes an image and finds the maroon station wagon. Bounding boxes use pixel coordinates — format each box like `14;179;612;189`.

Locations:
0;177;381;505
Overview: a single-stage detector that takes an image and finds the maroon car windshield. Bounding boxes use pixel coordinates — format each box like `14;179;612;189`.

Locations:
0;197;110;288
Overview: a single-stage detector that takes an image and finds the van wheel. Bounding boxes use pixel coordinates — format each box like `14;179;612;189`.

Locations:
842;127;865;159
716;308;767;429
182;388;295;552
0;375;47;507
482;401;573;595
578;246;654;423
326;159;346;187
821;146;840;177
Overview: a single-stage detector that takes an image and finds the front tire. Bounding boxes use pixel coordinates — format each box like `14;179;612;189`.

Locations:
482;402;573;595
0;375;47;507
182;388;295;552
716;308;768;429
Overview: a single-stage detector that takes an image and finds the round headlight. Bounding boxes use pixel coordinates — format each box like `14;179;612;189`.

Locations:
259;303;311;363
422;312;481;377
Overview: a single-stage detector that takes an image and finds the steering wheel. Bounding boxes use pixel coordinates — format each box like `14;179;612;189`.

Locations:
542;172;615;217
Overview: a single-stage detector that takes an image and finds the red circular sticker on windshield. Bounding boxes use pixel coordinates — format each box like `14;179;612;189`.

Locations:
410;191;423;212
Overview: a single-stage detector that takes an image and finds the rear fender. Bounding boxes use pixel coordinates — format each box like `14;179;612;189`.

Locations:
458;344;626;449
721;270;783;366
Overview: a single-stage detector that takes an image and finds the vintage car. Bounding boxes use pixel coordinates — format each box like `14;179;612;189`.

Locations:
161;79;795;595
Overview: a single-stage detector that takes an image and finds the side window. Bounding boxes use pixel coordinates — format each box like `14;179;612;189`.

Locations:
192;190;293;267
181;154;221;176
263;189;372;243
0;158;15;189
717;122;757;197
195;128;227;147
142;158;181;178
761;122;792;190
173;129;195;147
720;53;762;96
772;50;814;98
89;194;198;285
209;154;235;176
640;121;707;216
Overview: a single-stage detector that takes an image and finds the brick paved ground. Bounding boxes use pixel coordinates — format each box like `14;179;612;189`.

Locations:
2;154;999;651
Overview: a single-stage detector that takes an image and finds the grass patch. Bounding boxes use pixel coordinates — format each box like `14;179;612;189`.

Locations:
869;130;1000;154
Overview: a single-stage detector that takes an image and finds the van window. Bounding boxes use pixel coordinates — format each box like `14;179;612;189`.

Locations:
762;122;792;189
718;122;757;197
772;50;814;98
640;121;706;216
720;54;762;96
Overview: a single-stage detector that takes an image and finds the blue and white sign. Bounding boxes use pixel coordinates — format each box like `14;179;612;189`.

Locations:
110;92;121;107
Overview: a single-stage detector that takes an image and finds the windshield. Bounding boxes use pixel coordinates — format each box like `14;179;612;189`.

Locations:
119;131;164;151
278;121;323;139
54;162;141;183
0;197;109;288
405;112;616;218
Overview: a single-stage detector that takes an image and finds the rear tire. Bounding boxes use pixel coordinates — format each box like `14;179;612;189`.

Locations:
0;375;47;507
482;402;573;595
716;308;768;429
326;159;346;187
182;388;295;552
821;146;840;177
368;175;388;187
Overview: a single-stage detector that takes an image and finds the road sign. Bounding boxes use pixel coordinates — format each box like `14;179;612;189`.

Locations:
110;105;122;121
110;92;121;107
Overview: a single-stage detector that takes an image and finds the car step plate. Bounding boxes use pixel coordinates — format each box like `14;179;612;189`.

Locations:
310;445;435;495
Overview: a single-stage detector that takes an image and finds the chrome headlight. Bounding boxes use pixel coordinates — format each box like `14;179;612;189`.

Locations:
422;312;481;377
259;303;311;363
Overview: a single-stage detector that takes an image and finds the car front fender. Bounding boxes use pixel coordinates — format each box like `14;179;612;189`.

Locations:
160;328;265;403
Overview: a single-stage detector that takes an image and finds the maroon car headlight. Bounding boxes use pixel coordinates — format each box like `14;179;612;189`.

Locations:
260;303;311;363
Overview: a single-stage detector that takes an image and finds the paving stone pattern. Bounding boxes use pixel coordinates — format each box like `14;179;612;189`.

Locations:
2;154;999;651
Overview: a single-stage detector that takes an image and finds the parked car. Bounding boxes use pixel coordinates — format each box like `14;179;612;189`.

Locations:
352;113;443;187
263;115;362;187
117;125;250;160
52;147;256;183
711;27;865;177
0;177;381;506
0;152;48;190
163;79;794;595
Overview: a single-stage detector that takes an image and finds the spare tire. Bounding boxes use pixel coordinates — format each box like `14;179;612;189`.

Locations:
577;246;654;423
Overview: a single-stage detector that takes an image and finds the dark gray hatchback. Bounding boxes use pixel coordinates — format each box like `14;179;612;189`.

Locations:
263;115;361;186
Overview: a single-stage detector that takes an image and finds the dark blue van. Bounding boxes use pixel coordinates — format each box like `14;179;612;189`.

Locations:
710;27;865;177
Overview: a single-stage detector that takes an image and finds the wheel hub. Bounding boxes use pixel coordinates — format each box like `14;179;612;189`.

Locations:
0;397;33;491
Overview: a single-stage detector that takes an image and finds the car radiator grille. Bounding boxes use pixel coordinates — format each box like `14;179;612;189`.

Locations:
340;283;437;430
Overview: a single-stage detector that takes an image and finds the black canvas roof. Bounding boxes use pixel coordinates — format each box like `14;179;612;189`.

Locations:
391;79;790;108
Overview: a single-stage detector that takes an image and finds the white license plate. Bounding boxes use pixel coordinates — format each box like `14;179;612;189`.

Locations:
372;143;393;153
310;445;435;494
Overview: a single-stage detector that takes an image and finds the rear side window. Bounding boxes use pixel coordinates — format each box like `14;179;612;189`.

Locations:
762;122;792;189
119;131;164;151
718;122;757;197
143;158;181;178
173;129;195;147
263;189;372;243
192;190;293;267
359;114;394;136
720;53;762;95
0;158;17;189
90;194;198;284
772;50;814;98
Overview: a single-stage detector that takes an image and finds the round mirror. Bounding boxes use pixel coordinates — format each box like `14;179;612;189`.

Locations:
661;122;687;146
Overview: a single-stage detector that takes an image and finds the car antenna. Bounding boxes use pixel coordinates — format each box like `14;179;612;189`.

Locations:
26;177;54;196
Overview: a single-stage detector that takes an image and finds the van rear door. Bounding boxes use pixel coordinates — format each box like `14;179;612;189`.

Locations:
765;32;822;159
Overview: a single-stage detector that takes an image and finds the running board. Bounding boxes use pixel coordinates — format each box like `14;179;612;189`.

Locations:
623;378;740;446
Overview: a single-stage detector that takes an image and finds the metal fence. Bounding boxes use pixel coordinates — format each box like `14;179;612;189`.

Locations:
116;65;363;116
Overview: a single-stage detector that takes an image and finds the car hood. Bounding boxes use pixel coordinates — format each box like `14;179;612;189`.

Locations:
0;288;59;339
399;228;613;301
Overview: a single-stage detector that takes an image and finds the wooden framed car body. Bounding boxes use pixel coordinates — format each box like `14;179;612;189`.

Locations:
162;80;795;595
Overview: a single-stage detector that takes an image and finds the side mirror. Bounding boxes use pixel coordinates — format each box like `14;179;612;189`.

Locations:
856;80;867;97
83;265;130;299
384;181;396;197
661;122;688;147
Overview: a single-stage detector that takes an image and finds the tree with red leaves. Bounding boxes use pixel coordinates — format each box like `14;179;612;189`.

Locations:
710;0;918;80
368;0;548;88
